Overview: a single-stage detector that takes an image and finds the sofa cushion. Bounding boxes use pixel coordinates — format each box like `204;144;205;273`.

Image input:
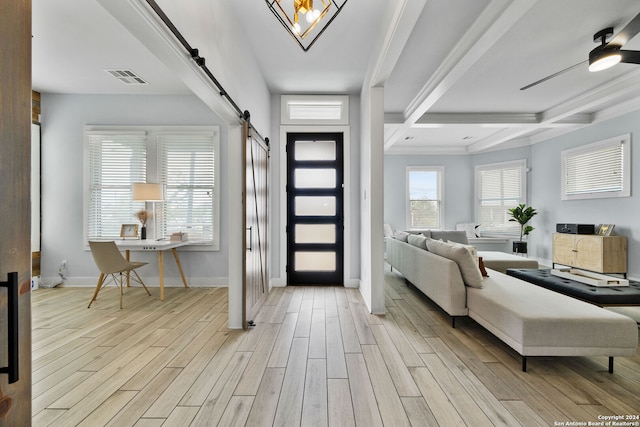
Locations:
426;239;483;288
395;231;410;242
407;234;428;250
430;230;469;244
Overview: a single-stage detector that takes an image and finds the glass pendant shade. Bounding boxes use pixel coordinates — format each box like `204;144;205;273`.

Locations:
265;0;349;51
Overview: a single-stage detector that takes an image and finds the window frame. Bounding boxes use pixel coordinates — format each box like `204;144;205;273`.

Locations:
406;166;444;230
475;159;527;236
561;134;631;201
83;125;220;250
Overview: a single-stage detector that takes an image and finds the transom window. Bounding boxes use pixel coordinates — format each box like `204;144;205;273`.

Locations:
475;160;526;235
406;167;443;230
561;134;630;200
84;126;220;249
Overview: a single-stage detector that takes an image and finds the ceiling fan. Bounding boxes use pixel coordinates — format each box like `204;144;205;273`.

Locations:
520;11;640;91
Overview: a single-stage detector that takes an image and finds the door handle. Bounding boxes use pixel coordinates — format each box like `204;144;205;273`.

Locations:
1;272;19;383
246;227;252;252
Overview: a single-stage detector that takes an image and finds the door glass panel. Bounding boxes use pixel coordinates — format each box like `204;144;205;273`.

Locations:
295;196;336;216
295;224;336;244
295;140;336;161
295;252;336;271
295;169;336;188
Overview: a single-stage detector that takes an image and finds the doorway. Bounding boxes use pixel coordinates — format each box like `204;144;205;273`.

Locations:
286;132;344;285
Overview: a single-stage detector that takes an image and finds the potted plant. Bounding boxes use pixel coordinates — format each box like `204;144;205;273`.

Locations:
508;204;537;254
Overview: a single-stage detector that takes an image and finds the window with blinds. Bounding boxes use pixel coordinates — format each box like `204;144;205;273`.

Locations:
84;126;220;249
561;134;630;200
407;167;443;229
476;160;526;235
157;133;217;243
86;132;147;240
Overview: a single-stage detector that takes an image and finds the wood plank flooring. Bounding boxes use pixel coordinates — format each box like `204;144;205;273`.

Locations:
32;268;640;426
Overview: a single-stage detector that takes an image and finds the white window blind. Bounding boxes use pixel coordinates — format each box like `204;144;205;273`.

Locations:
476;161;525;235
87;132;147;240
407;167;443;229
157;134;215;243
562;135;630;200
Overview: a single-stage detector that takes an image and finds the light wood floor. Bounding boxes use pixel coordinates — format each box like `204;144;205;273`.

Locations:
32;270;640;426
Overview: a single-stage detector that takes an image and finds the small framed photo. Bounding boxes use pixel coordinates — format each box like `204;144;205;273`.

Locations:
596;224;615;236
120;224;139;239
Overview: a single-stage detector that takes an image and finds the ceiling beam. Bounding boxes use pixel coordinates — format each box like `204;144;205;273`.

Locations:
384;0;539;150
468;67;640;151
364;0;428;89
412;112;592;127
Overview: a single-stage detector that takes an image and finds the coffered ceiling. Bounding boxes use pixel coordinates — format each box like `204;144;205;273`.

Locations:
32;0;640;154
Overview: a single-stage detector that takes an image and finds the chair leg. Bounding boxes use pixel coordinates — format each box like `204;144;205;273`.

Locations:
118;272;124;309
132;270;151;296
88;273;106;308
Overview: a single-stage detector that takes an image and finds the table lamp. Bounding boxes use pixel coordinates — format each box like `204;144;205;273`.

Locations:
132;182;164;239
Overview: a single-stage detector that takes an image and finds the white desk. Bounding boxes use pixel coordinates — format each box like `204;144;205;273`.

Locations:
116;239;189;301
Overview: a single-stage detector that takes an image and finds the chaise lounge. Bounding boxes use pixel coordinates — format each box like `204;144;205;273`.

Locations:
386;231;638;372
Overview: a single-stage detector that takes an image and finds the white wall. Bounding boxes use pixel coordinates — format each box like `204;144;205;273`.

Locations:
359;87;385;314
40;93;231;286
268;94;362;286
530;110;640;280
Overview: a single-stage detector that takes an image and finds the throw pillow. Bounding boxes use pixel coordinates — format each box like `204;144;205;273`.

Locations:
407;234;428;250
478;256;489;277
448;240;482;277
384;223;394;238
426;239;484;288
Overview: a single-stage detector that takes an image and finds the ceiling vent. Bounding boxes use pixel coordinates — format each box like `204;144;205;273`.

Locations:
104;69;148;85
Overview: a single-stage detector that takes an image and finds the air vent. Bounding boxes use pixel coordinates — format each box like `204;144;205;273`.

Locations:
104;69;148;85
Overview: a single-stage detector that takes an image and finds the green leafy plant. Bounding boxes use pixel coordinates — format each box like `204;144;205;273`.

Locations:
508;204;538;242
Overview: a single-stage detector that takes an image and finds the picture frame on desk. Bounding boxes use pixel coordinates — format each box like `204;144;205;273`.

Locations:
120;224;139;239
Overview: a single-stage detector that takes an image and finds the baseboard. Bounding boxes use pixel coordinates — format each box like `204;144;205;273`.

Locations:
41;276;229;288
269;277;359;288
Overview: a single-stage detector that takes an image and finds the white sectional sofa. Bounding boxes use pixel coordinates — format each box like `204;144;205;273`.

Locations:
386;232;638;372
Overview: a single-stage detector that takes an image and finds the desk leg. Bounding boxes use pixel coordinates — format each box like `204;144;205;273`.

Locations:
172;248;189;288
126;250;131;287
158;251;165;301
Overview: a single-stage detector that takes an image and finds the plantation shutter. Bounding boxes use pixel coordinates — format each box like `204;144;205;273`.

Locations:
477;163;523;234
157;134;215;242
87;132;147;240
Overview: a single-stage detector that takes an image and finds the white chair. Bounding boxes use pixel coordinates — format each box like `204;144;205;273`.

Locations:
88;241;151;309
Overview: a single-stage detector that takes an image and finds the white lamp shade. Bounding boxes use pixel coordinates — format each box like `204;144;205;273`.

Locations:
132;182;164;201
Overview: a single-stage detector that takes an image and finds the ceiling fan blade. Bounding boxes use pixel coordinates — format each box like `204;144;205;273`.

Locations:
620;50;640;64
609;12;640;47
520;60;587;91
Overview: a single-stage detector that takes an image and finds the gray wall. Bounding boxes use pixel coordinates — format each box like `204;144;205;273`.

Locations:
40;93;231;286
384;110;640;280
530;110;640;280
384;154;474;230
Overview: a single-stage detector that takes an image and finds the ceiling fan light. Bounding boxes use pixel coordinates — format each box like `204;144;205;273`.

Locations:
589;53;621;72
589;45;622;72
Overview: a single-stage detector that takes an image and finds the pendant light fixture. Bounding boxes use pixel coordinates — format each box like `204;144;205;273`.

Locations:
265;0;349;51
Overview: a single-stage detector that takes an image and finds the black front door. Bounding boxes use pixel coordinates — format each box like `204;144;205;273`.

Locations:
286;132;344;285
